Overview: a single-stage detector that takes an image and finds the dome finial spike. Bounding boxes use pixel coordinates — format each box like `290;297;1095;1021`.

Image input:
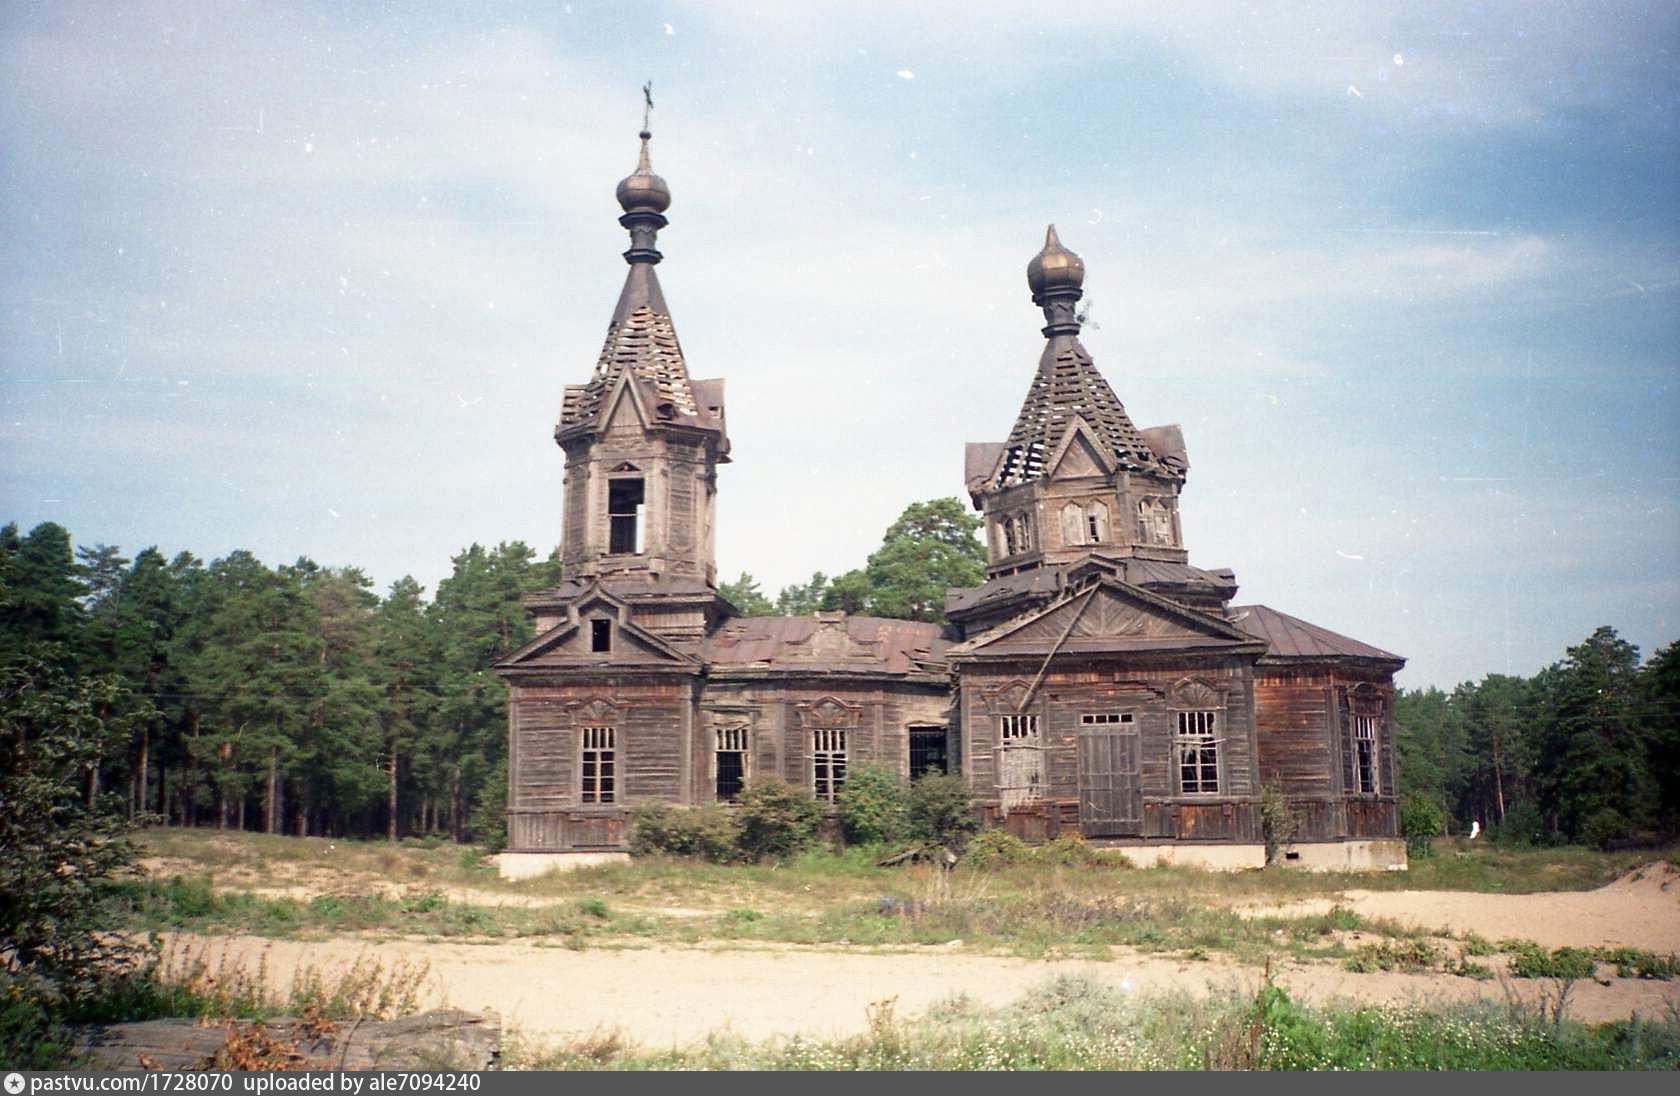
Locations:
635;81;655;172
1045;223;1060;248
616;81;671;219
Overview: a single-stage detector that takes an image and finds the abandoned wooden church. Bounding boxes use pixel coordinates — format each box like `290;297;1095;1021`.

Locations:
494;122;1407;873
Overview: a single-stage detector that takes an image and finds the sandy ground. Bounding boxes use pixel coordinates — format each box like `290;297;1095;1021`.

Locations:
150;861;1680;1048
1242;861;1680;952
171;933;1680;1048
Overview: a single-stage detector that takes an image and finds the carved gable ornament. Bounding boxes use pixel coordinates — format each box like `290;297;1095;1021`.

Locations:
981;679;1035;715
1171;678;1224;709
1349;681;1385;716
573;697;625;723
795;696;862;729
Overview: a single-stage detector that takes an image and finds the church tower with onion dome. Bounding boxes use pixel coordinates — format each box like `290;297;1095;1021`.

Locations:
966;226;1197;581
553;106;730;594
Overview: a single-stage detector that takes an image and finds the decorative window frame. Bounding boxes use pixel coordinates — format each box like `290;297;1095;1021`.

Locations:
1169;679;1227;797
1347;683;1386;798
793;697;862;804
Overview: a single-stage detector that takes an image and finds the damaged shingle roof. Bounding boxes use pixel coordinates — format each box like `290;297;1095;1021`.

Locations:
560;263;722;430
991;336;1167;488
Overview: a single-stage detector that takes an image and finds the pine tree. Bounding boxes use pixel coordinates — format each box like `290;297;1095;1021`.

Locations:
372;576;436;840
1532;627;1647;843
719;572;774;616
0;522;87;664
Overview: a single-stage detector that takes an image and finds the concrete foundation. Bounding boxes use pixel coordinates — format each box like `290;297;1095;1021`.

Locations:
492;851;631;880
1278;839;1409;872
1093;843;1268;871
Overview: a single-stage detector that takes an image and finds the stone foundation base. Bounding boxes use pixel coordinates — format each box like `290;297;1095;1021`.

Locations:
1276;839;1409;872
1086;839;1407;872
491;851;631;880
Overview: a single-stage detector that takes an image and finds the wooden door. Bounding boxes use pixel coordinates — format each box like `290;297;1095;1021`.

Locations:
1078;726;1141;836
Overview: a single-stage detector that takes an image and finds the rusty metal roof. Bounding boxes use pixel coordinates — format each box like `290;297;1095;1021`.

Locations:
1227;604;1404;664
703;612;948;675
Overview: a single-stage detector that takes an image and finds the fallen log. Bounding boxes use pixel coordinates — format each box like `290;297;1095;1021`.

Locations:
72;1009;500;1071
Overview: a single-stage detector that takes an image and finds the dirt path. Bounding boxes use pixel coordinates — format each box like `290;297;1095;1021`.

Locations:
1243;861;1680;952
171;934;1680;1048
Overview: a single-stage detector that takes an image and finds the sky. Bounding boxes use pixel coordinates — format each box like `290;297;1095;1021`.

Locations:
3;1;1677;690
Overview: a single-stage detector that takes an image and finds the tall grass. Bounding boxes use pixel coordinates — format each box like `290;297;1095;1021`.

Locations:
85;939;430;1024
514;973;1680;1071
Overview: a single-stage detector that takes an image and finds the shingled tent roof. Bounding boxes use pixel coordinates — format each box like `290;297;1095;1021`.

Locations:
559;263;705;427
1227;604;1404;665
990;337;1168;488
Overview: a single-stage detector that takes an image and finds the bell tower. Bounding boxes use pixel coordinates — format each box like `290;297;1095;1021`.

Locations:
555;95;730;588
967;226;1190;579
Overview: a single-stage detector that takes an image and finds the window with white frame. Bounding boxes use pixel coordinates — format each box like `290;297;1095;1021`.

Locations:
999;714;1040;741
1175;710;1219;794
1080;712;1133;727
580;726;616;803
812;728;847;803
1354;715;1378;794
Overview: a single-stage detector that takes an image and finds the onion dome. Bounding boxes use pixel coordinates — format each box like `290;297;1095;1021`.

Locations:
1026;223;1085;301
616;131;671;213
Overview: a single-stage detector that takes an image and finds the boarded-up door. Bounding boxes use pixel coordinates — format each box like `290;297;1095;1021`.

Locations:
1078;726;1141;836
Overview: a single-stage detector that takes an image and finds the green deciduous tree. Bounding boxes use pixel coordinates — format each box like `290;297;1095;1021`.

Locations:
1;650;153;1003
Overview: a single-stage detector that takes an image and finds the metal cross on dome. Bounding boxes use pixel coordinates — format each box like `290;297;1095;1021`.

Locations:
641;81;653;132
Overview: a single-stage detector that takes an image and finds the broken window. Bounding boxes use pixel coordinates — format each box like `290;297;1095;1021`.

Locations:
1001;517;1017;556
1175;710;1219;794
908;725;948;778
998;713;1042;809
580;725;616;803
1354;715;1378;794
999;714;1039;741
716;725;748;801
1015;513;1034;551
1080;712;1133;726
608;477;645;554
1086;500;1109;544
590;618;612;653
812;728;847;803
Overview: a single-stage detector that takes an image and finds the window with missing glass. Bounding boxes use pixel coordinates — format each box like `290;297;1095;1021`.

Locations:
812;728;847;803
716;725;748;801
1354;714;1378;794
1175;710;1219;794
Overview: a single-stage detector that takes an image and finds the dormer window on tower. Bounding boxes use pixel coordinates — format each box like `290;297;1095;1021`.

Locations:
608;477;645;554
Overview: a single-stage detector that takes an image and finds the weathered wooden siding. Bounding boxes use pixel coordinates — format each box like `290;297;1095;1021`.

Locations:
1254;668;1336;798
1248;663;1401;840
507;676;693;824
706;680;950;792
958;656;1262;842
